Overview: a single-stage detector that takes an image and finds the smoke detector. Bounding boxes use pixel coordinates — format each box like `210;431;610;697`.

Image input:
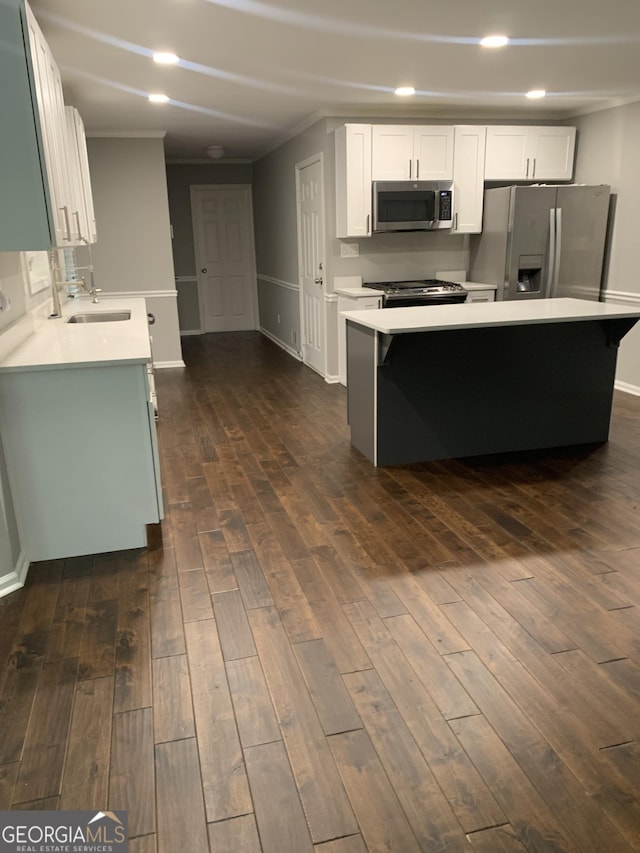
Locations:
206;145;225;159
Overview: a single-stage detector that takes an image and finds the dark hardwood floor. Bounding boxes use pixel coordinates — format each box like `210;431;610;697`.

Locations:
2;330;640;852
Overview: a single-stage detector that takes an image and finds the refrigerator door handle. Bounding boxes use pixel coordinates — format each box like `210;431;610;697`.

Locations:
554;208;563;296
548;208;556;297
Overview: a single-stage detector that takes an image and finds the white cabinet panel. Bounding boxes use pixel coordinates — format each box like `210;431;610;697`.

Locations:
372;125;454;181
533;128;576;180
485;126;576;181
25;2;75;246
66;107;97;244
452;126;486;234
371;126;414;180
413;127;454;180
335;124;372;238
466;289;495;303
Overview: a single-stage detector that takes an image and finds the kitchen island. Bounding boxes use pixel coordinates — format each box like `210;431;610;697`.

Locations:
343;298;640;466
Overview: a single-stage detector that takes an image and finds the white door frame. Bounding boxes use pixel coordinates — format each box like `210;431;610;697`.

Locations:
190;184;259;334
295;152;327;378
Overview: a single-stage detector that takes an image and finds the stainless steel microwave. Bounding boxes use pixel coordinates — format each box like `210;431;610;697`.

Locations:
372;181;454;232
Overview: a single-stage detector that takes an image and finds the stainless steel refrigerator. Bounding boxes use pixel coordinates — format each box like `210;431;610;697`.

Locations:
469;184;611;301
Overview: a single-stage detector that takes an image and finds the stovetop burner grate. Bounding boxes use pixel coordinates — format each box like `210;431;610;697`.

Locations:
363;279;466;293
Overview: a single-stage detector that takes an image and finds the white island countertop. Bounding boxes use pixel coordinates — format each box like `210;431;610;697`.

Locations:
0;298;151;373
342;297;640;335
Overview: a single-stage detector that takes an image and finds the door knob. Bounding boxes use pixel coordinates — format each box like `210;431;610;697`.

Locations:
201;268;207;273
314;277;323;285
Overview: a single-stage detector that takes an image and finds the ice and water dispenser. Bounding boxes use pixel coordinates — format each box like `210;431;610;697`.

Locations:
516;255;543;293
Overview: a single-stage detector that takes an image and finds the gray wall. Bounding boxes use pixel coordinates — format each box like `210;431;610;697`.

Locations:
84;137;183;364
253;119;332;358
572;102;640;390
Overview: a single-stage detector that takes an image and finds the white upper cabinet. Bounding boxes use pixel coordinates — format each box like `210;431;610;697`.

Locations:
65;107;97;244
25;2;77;246
335;124;372;239
451;126;486;234
0;0;94;251
372;126;454;181
484;126;576;181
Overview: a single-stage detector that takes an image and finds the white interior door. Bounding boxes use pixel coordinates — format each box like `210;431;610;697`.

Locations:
191;185;257;332
297;156;326;376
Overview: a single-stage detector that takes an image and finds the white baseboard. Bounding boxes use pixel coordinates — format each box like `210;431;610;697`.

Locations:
180;329;202;336
0;551;29;599
324;373;341;384
259;328;302;361
615;380;640;396
155;360;186;369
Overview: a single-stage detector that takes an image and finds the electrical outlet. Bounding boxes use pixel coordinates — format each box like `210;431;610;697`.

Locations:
340;242;359;258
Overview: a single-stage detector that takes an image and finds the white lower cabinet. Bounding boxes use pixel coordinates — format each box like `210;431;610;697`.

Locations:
466;289;496;303
0;362;163;561
337;292;382;384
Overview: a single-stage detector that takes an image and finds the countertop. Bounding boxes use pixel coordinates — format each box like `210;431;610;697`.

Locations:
342;297;640;335
0;298;152;373
459;281;498;291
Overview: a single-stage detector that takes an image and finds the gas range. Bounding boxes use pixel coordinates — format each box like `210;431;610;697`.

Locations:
363;279;468;307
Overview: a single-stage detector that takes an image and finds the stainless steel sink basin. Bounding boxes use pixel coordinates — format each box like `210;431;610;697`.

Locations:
66;311;132;323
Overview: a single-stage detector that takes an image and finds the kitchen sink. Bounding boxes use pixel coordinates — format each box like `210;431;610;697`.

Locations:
66;311;132;323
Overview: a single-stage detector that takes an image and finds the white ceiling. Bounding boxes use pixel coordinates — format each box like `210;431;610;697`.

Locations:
32;0;640;161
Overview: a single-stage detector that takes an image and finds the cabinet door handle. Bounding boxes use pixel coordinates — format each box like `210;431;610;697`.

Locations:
532;158;536;178
366;214;370;235
408;159;412;179
73;210;82;239
416;159;420;179
526;158;530;178
61;206;72;241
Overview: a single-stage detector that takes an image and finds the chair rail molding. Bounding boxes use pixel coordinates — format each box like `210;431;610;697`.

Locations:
257;274;300;292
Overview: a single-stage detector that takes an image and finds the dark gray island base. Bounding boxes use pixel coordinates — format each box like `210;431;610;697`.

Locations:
344;299;640;467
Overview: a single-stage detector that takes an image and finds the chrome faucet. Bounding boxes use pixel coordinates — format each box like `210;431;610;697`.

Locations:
74;270;102;303
48;248;100;318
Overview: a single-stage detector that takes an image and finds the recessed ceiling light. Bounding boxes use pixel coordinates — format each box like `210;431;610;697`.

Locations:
153;52;179;65
395;86;416;96
148;93;169;103
526;89;547;99
480;35;509;48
